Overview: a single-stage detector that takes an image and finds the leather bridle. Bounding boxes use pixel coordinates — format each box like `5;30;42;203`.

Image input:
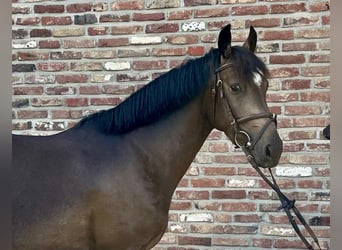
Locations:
213;63;322;250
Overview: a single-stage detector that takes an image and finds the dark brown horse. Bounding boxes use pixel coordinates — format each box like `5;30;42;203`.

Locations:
13;24;282;250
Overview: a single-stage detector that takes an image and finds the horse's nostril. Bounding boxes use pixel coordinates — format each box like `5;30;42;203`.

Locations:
266;144;272;157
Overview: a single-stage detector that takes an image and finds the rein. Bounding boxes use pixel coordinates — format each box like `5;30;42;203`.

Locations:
213;63;322;250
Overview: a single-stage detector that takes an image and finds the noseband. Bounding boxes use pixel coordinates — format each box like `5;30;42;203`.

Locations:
213;63;322;250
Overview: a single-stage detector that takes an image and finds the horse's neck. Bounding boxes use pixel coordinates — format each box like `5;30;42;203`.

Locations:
126;94;213;195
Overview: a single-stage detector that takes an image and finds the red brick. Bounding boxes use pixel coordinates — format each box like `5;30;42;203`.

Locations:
231;5;268;15
191;178;225;187
246;18;281;28
80;86;101;95
63;39;96;49
274;239;308;249
16;17;40;25
201;166;236;176
99;14;130;22
56;74;88;84
66;3;92;13
310;2;330;12
268;67;299;78
37;62;68;72
248;191;271;200
213;237;248;246
145;23;179;33
252;238;273;248
17;51;49;61
309;54;330;63
178;236;211;246
259;30;294;40
17;110;47;119
296;28;329;39
184;0;217;6
283;42;318;51
87;27;108;36
50;51;83;60
187;46;205;56
132;60;167;70
234;214;262;223
34;5;65;13
214;155;248;164
284;105;322;115
30;29;52;37
51;110;72;119
301;66;329;77
41;16;72;25
98;38;129;47
270;3;306;14
282;79;311;90
90;98;121;106
298;180;323;189
168;10;193;20
194;7;229;18
222;202;256;212
152;48;186;57
270;54;305;64
212;190;246;199
110;25;143;35
175;191;209;200
266;92;298;102
102;85;135;95
169;201;192;210
46;86;76;95
65;98;88;107
39;40;60;49
132;12;164;21
167;35;198;44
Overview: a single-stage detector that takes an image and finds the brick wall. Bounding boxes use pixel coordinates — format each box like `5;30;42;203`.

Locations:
12;0;330;249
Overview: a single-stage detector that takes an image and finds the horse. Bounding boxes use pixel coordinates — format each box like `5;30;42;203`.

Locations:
13;24;283;250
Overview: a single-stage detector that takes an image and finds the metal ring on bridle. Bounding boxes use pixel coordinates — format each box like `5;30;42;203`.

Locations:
234;130;252;148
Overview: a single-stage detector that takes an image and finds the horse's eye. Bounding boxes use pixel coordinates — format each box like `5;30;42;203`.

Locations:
230;83;241;93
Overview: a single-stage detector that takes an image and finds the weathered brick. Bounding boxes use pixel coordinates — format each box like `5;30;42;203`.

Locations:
12;99;29;108
146;23;179;33
74;14;98;25
246;18;281;28
152;48;186;57
31;97;63;107
37;62;68;72
99;14;130;22
83;50;116;59
259;30;294;40
111;1;144;10
187;46;205;56
309;2;330;12
70;62;103;71
35;121;65;131
88;27;108;36
118;48;150;58
17;51;49;61
284;15;320;27
63;39;95;49
12;64;36;72
132;60;167;70
16;17;40;25
213;237;248;247
175;190;209;200
283;42;318;51
110;25;143;35
146;0;180;9
12;121;32;130
46;86;76;95
12;6;31;14
50;51;83;60
12;29;28;39
167;35;198;44
252;238;273;248
130;36;163;45
17;110;48;119
92;3;108;12
53;28;84;37
41;16;72;25
296;28;329;39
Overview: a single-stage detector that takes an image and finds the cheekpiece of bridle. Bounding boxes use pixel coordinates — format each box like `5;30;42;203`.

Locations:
213;63;322;250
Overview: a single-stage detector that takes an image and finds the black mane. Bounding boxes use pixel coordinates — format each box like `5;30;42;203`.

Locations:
75;46;267;134
76;48;221;134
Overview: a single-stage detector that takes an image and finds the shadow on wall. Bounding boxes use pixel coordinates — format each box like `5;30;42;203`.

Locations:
323;124;330;140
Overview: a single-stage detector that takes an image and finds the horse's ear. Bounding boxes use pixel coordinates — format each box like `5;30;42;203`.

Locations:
218;24;232;58
243;26;257;53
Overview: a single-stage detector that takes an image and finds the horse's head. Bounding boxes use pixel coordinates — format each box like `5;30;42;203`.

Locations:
206;24;282;168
